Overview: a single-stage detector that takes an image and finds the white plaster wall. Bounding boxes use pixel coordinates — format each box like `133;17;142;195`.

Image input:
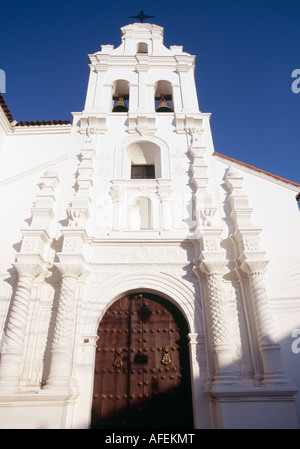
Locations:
214;156;300;423
0;123;73;372
0;129;70;180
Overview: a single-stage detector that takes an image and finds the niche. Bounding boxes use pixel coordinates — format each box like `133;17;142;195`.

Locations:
131;196;152;230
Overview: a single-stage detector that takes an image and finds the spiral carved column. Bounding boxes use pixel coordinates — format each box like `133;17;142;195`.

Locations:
207;273;236;382
0;264;41;392
244;263;287;384
44;264;83;391
200;260;237;385
226;166;289;386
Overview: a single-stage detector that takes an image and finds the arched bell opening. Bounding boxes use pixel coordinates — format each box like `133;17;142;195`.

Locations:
112;79;129;112
155;80;174;112
137;42;148;54
90;292;194;429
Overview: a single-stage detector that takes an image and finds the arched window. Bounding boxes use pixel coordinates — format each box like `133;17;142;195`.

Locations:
126;140;161;179
112;79;129;112
137;42;148;54
155;80;173;112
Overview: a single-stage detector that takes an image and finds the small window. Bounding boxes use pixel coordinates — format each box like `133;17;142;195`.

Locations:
131;165;155;179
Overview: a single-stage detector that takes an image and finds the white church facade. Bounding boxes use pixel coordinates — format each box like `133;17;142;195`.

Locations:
0;21;300;429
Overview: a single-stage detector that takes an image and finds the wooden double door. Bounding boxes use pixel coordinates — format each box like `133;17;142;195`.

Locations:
91;293;194;429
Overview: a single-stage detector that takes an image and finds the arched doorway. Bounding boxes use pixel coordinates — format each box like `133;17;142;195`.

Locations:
91;292;194;429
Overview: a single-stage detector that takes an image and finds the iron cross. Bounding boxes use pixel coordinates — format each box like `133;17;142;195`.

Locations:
129;10;155;23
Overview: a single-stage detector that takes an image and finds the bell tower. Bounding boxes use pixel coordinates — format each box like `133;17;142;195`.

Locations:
84;22;200;116
79;20;213;237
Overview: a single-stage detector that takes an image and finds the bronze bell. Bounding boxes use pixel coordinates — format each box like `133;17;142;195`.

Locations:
112;96;128;112
155;96;173;112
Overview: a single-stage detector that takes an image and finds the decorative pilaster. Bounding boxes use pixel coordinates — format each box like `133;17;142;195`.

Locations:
67;126;96;231
43;134;93;392
176;61;192;111
157;179;172;231
110;182;126;231
67;146;95;228
136;58;149;111
0;261;42;392
189;129;237;388
0;169;59;393
44;257;84;391
198;253;237;386
43;221;88;393
240;260;287;383
187;127;216;230
225;166;288;385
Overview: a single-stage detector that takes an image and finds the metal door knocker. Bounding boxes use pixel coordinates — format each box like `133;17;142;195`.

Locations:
161;346;172;365
113;348;123;368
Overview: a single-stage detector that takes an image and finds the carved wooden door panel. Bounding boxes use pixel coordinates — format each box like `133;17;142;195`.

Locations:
91;293;194;429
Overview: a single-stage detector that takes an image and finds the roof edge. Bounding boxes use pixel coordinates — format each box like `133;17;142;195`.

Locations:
0;94;14;123
0;95;72;127
16;120;71;127
214;151;300;189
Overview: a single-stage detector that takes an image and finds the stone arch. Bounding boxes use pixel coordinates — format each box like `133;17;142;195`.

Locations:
79;272;202;337
126;140;161;179
113;135;171;179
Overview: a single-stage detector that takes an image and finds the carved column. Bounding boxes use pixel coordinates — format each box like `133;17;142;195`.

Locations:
44;261;83;391
199;258;237;385
225;165;288;385
43;133;93;391
0;262;42;392
240;259;287;384
0;168;59;392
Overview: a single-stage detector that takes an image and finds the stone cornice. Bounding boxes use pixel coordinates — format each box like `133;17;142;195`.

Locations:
13;124;72;136
89;54;195;70
86;237;194;246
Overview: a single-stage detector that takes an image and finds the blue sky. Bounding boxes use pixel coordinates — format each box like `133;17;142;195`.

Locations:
1;0;300;183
